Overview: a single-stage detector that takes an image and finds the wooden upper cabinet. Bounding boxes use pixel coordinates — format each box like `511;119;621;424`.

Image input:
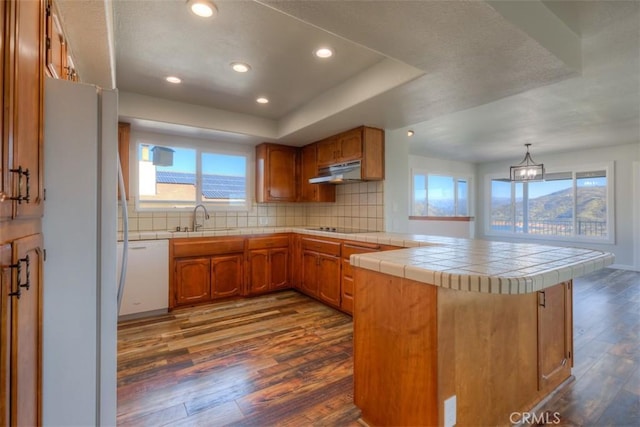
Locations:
10;0;45;220
44;0;76;81
316;136;338;166
317;129;363;167
336;129;363;163
315;126;384;180
0;1;9;221
118;123;130;200
255;143;298;203
537;281;573;392
299;143;335;203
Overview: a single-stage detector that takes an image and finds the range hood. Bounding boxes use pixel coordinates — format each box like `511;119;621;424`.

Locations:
309;160;363;184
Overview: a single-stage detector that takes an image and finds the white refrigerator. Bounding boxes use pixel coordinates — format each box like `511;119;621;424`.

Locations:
42;77;119;426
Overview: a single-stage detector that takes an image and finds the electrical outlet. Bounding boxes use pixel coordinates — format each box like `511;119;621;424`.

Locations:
444;395;456;427
259;217;268;226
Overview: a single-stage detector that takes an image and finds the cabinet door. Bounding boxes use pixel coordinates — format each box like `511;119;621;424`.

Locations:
316;137;337;167
537;281;572;392
175;258;211;305
247;249;269;295
0;0;9;221
270;248;289;290
12;233;43;427
0;243;12;425
318;254;341;308
45;1;64;79
340;259;354;314
299;144;335;203
266;146;297;201
118;123;130;200
337;129;362;163
11;0;45;219
211;254;243;299
300;251;318;297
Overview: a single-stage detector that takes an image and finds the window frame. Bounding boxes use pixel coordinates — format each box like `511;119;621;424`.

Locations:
134;137;252;213
410;168;474;219
484;162;615;244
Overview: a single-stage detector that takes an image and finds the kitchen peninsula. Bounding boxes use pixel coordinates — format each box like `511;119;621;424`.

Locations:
349;237;614;426
119;228;613;425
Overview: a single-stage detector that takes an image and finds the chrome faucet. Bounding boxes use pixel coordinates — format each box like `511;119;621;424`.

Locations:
192;204;210;231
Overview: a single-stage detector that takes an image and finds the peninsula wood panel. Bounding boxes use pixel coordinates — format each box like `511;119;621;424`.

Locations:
354;267;574;426
437;287;539;426
353;270;438;426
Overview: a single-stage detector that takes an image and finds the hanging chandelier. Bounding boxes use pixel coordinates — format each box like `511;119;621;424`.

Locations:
510;143;544;182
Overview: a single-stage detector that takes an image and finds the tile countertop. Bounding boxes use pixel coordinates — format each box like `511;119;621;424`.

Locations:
119;228;614;295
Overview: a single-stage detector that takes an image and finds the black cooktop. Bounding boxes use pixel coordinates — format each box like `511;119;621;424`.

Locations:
306;227;372;234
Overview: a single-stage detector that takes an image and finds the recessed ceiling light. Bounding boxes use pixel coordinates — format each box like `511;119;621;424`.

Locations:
188;0;218;18
256;97;269;104
166;76;182;84
407;130;414;137
314;47;334;58
231;62;251;73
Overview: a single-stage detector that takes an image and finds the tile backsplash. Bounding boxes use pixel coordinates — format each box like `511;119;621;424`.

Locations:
119;181;384;233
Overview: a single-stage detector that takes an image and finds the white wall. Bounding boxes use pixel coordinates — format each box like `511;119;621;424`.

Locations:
384;129;410;232
383;132;478;237
475;142;640;269
407;154;476;238
634;161;640;270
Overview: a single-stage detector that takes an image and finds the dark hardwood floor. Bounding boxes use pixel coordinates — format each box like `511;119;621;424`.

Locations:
117;268;640;426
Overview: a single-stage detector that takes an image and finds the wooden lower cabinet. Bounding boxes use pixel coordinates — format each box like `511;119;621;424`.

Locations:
300;250;320;297
538;281;573;392
247;248;289;295
0;233;43;426
212;254;243;298
318;255;341;307
299;237;341;308
175;258;211;305
246;235;290;296
170;237;245;309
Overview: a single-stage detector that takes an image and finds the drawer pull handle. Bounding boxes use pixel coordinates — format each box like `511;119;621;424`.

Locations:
9;166;30;204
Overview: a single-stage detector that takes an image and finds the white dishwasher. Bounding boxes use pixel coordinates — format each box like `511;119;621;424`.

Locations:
117;239;169;317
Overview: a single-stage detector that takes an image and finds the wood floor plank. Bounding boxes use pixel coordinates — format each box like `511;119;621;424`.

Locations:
118;270;640;426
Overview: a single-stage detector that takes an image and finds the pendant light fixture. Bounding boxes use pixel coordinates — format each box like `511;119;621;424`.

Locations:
510;143;544;182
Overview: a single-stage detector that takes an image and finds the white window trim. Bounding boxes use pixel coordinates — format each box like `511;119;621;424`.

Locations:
484;162;615;244
410;168;474;217
134;137;253;213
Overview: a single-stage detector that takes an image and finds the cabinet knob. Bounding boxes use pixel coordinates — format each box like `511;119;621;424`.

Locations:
0;191;5;202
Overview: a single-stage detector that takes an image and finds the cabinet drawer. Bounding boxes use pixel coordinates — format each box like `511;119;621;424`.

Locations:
247;235;289;250
172;237;245;257
342;241;382;259
301;238;341;257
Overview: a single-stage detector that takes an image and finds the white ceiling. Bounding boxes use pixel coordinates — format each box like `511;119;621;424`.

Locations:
55;0;639;163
